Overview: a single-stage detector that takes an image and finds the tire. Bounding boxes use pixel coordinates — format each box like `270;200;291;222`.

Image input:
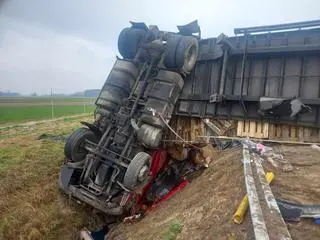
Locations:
118;28;146;59
123;152;151;190
64;128;98;162
175;36;199;73
164;34;182;68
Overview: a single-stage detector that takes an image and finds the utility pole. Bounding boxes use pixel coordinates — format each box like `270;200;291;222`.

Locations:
83;92;86;113
51;88;54;119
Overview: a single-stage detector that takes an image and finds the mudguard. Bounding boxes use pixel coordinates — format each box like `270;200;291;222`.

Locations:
59;165;75;193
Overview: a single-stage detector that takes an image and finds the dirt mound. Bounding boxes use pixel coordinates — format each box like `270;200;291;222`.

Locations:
109;147;252;240
110;145;320;240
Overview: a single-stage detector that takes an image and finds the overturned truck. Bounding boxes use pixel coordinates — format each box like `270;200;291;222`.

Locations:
60;21;200;215
59;20;320;216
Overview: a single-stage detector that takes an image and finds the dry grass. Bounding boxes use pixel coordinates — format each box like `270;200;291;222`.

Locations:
2;116;319;239
0;116;102;239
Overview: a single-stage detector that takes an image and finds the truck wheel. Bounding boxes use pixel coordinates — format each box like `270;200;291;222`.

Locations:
118;28;146;59
164;34;181;68
175;36;199;73
123;152;151;190
64;127;98;162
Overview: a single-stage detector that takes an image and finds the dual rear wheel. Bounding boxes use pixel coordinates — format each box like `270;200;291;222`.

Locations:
118;28;199;73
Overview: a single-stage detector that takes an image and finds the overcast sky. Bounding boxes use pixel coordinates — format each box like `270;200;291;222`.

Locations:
0;0;319;95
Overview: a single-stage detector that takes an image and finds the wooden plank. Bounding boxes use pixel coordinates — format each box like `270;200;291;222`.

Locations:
237;121;245;137
303;127;311;142
244;121;250;135
194;119;202;140
276;124;282;138
249;121;257;138
268;124;275;139
282;125;289;140
298;127;304;142
222;120;233;129
237;121;318;142
176;117;181;141
190;118;196;141
262;122;269;139
207;120;223;135
200;120;205;138
290;126;297;139
309;128;318;143
171;117;178;140
256;122;262;138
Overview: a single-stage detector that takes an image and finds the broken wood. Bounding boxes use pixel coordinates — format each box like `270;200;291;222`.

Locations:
237;120;320;143
237;120;269;139
196;135;320;145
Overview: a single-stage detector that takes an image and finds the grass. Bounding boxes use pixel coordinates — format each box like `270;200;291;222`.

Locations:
0;96;96;124
0;116;102;239
0;105;95;123
162;220;183;240
0;115;182;239
0;146;27;173
0;96;96;104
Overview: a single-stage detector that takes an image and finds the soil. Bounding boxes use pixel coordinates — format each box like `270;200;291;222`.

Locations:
110;147;252;240
267;145;320;240
1;117;319;239
109;145;320;240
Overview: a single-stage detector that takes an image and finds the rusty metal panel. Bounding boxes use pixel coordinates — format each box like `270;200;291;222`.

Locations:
176;27;320;127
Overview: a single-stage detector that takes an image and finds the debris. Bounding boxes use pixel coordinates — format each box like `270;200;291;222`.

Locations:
282;162;294;172
168;145;190;161
78;225;110;240
311;144;320;152
123;214;142;223
189;144;216;167
258;97;311;118
36;133;68;141
199;135;320;145
242;139;278;158
276;199;320;222
149;180;189;212
233;171;274;224
202;119;238;149
227;232;236;240
242;138;293;172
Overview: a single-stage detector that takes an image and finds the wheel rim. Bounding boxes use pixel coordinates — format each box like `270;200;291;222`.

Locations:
185;44;197;71
138;165;149;182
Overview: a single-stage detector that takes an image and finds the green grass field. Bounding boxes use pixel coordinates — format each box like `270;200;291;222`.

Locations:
0;97;96;124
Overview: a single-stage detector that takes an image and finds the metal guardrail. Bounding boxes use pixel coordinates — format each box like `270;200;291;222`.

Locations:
242;144;292;240
234;20;320;34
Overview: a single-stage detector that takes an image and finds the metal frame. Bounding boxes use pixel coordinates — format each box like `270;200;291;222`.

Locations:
176;22;320;127
234;20;320;35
